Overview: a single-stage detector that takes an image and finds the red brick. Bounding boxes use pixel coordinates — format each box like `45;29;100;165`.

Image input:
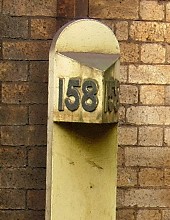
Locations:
0;61;28;81
0;42;2;59
28;147;46;167
29;61;48;82
3;41;51;60
0;0;2;12
2;82;47;104
57;0;75;17
0;168;45;189
31;18;57;39
0;189;25;209
0;147;26;167
75;0;88;17
29;104;47;125
3;0;57;16
89;0;139;19
27;190;45;210
1;125;47;146
0;211;44;220
0;105;28;125
0;15;28;38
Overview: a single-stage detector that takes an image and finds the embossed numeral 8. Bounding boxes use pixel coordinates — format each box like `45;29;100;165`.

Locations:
58;78;99;112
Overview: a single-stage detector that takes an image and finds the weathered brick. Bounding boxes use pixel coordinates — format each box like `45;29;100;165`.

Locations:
28;147;46;167
137;209;162;220
116;209;135;220
0;105;28;125
117;146;124;166
129;65;170;84
118;106;126;124
0;211;45;220
127;106;170;125
89;0;139;19
141;43;165;64
115;21;128;41
166;44;170;63
0;189;25;209
29;104;47;125
2;82;47;104
165;169;170;186
164;23;170;43
3;0;57;16
117;167;137;187
139;126;163;146
1;125;47;146
125;147;170;167
163;210;170;220
140;85;165;105
75;0;88;18
0;61;28;81
120;85;138;104
31;18;57;39
29;61;48;82
100;20;114;31
130;21;165;42
123;189;170;207
120;65;128;83
140;0;164;21
3;41;51;60
164;128;170;146
0;147;26;167
117;189;125;208
0;0;2;13
118;126;137;145
0;15;28;38
165;86;170;105
0;42;2;60
57;0;74;17
166;2;170;22
27;190;45;210
138;168;163;186
0;168;45;189
120;42;139;63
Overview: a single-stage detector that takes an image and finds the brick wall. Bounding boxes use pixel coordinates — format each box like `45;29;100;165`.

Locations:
0;0;58;219
0;0;170;220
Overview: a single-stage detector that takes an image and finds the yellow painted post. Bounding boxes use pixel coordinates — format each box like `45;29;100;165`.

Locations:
46;19;120;220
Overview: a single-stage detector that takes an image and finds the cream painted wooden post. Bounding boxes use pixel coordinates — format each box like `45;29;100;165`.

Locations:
46;19;120;220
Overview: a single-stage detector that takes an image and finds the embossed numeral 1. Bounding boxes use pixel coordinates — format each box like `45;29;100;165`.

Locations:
58;78;99;112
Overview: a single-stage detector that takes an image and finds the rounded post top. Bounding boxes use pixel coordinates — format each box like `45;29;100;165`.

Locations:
50;19;120;55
